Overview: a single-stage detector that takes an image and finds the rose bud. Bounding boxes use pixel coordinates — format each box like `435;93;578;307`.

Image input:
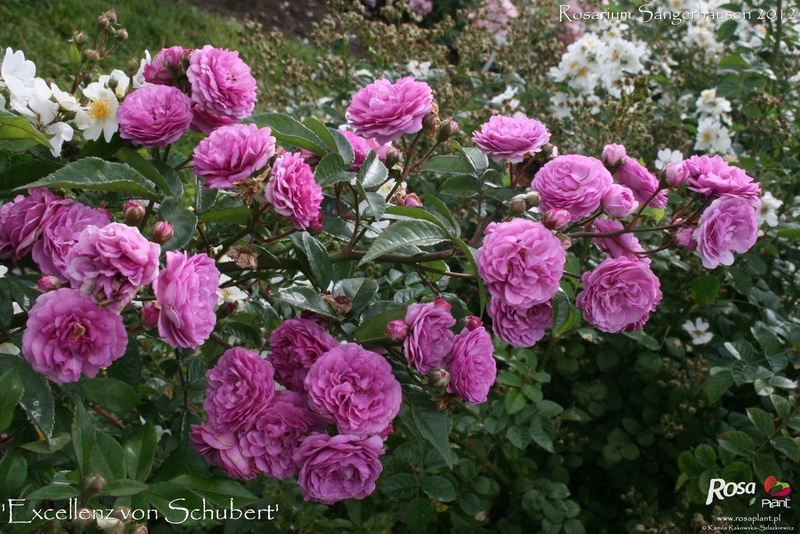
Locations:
429;367;450;388
464;315;483;331
123;200;146;224
152;221;174;244
85;473;106;493
432;296;451;312
142;301;160;328
404;193;423;207
386;320;408;341
37;276;61;293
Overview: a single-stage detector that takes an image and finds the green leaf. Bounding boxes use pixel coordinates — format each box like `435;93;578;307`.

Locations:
717;19;739;41
530;418;554;453
678;451;701;477
695;444;718;469
459;146;489;175
404;497;434;530
273;286;336;318
226;322;262;347
0;451;26;498
27;484;81;500
314;152;355;187
384;205;451;231
82;377;140;414
692;275;720;305
723;340;755;361
116;148;179;198
719;431;755;457
563;518;586;534
124;424;158;482
718;54;748;69
329;128;356;167
409;391;453;468
291;232;332;290
440;175;480;197
453;236;485;316
24;157;160;200
507;426;531;449
747;407;776;438
183;475;258;507
381;473;418;498
505;390;526;414
706;370;733;403
0;367;24;433
421;155;476;175
71;401;96;477
721;461;752;483
0;116;51;152
362;191;386;221
95;479;149;497
353;307;406;342
771;395;792;420
0;160;62;195
496;371;521;387
195;186;218;215
20;433;71;454
420;194;460;237
770;437;800;462
198;207;250;225
358;151;388;190
360;220;450;264
249;113;326;155
552;290;578;337
91;433;126;480
775;227;800;239
156;197;198;252
421;476;457;502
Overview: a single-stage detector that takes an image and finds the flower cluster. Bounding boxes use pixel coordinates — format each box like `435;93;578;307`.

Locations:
468;0;520;45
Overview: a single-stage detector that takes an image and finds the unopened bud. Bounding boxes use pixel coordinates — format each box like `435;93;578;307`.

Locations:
378;423;394;439
124;200;146;224
72;31;88;45
432;296;451;312
97;518;124;534
85;472;106;493
142;302;160;328
308;213;324;234
116;28;128;41
107;76;118;91
386;320;408;341
84;49;100;62
525;191;540;207
104;10;117;23
510;194;527;214
421;105;441;136
37;276;61;292
542;208;571;230
675;227;697;251
436;119;459;143
384;147;401;169
97;15;110;28
464;316;483;331
129;525;148;534
152;221;174;244
126;58;141;76
429;367;450;388
664;161;687;187
403;193;423;207
602;143;627;169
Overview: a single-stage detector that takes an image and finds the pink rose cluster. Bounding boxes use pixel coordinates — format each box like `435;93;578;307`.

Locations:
194;321;404;505
476;219;563;347
133;44;257;135
1;189;223;382
472;114;551;164
193;123;276;189
533;155;613;221
388;297;497;404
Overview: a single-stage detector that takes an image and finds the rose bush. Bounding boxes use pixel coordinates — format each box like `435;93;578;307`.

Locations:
0;2;798;532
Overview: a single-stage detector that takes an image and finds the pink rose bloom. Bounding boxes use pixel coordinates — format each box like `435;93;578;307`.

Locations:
683;155;761;208
476;219;566;308
64;223;160;309
117;85;193;148
189;105;238;134
0;188;59;260
268;317;338;391
264;152;323;230
204;347;276;432
602;143;627;167
187;45;257;133
472;114;550;163
190;423;256;480
664;161;687;187
576;257;663;333
676;226;697;251
488;298;552;348
447;322;497;404
21;288;127;383
346;77;433;144
407;0;433;17
693;196;758;269
593;218;650;265
153;251;220;348
143;46;192;86
403;300;456;374
240;390;326;479
305;343;401;436
533;155;613;221
32;200;111;281
601;184;639;218
613;158;667;209
293;433;385;505
340;130;390;171
194;124;276;189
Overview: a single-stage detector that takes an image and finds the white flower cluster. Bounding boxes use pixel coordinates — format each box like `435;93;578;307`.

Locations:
0;48;151;156
692;88;733;154
548;26;648;118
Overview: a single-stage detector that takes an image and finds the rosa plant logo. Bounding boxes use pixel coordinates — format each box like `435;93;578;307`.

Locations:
758;476;792;509
705;478;756;505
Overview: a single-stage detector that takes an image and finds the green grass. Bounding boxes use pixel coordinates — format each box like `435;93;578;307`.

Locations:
1;0;256;83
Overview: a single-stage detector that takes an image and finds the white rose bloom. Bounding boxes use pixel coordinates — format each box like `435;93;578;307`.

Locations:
682;318;713;345
75;83;119;142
